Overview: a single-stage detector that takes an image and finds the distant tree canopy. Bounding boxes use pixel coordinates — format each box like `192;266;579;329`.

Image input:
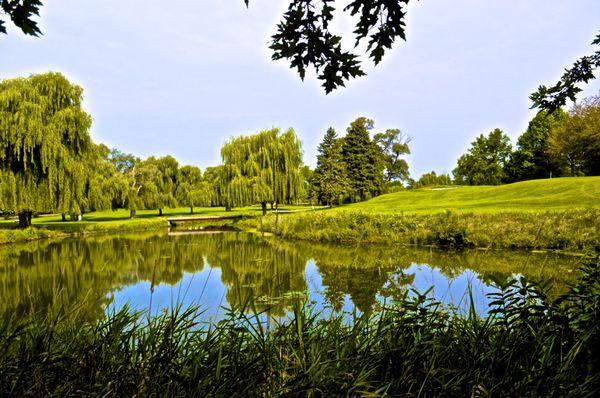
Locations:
374;129;411;183
220;128;304;215
309;118;405;206
546;94;600;177
451;92;600;186
453;129;512;186
504;110;568;182
176;165;211;214
0;72;97;227
411;171;452;189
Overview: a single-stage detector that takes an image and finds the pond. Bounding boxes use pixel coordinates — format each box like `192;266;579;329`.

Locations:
0;230;582;321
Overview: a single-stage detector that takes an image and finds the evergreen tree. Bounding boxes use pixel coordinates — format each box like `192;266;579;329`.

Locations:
453;128;512;185
0;72;95;227
311;128;349;206
341;117;384;201
220;128;304;215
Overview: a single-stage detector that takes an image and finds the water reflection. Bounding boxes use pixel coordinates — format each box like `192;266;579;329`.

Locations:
0;231;581;320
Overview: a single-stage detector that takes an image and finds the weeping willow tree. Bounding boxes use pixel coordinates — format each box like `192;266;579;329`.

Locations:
175;165;211;214
0;72;96;227
220;128;304;215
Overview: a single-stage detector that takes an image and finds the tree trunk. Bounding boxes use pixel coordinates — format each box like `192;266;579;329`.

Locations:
61;213;67;222
130;209;137;218
18;211;32;228
158;208;163;216
225;204;231;212
261;201;267;216
270;202;274;210
190;206;194;214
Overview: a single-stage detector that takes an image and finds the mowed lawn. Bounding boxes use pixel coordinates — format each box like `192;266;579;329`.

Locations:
0;205;320;231
337;177;600;214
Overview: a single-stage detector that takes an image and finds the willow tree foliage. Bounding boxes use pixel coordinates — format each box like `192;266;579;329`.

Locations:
176;165;211;214
341;117;384;201
78;143;128;216
311;127;349;206
220;128;304;215
0;72;97;227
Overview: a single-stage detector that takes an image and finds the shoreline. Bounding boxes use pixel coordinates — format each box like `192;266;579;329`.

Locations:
239;209;600;254
0;218;170;246
1;208;598;255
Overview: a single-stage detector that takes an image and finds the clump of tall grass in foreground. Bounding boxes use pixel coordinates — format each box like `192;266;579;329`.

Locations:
1;255;599;397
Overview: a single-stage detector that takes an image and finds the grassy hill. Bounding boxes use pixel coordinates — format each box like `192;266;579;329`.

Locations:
339;177;600;214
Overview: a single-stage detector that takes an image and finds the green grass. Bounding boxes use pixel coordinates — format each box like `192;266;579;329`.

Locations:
339;176;600;214
0;205;320;244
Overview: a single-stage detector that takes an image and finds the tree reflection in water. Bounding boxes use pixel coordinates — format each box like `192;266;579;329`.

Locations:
0;231;580;321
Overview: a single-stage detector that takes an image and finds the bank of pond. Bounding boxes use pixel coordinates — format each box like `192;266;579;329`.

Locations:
0;230;598;396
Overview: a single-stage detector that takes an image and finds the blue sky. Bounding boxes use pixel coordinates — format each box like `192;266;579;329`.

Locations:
2;0;600;178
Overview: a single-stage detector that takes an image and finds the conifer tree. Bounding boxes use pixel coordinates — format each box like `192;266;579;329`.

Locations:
341;117;384;202
311;127;349;206
0;72;95;227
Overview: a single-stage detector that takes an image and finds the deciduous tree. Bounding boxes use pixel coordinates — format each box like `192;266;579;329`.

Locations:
453;129;512;185
547;94;600;176
176;165;211;214
374;128;411;183
0;72;94;227
220;128;304;215
411;171;452;188
505;110;567;182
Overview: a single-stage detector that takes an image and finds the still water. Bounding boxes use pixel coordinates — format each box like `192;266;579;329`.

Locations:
0;230;581;321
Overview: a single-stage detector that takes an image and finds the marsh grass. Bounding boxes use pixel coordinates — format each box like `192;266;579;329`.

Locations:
0;255;598;397
243;209;600;251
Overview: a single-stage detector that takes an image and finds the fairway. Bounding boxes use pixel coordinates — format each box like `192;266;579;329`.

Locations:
0;205;320;232
338;177;600;214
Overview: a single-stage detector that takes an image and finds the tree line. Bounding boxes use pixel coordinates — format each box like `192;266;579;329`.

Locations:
0;73;415;225
452;96;600;185
0;73;294;225
2;72;598;227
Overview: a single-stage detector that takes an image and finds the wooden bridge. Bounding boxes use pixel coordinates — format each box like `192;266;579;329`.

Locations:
166;215;244;227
